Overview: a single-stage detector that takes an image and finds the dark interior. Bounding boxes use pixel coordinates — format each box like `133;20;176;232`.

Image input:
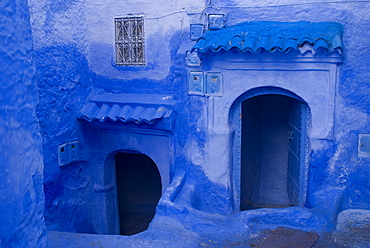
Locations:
240;94;296;210
115;152;162;235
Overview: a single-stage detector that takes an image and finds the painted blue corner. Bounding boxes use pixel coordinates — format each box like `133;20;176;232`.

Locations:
0;0;46;247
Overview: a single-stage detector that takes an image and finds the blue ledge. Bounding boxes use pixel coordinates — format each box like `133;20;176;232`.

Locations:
78;90;176;131
79;102;175;132
79;102;173;124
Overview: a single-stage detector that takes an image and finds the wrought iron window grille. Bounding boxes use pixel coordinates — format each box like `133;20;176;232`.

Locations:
115;16;145;66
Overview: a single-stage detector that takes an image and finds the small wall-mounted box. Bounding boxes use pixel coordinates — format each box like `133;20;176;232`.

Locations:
189;72;223;96
188;72;204;95
68;141;79;163
358;134;370;158
208;14;225;30
58;140;79;166
206;73;222;96
186;50;202;67
190;24;204;40
58;143;69;166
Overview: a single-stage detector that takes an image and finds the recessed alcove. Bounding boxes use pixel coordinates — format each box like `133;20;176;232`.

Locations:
240;94;307;210
115;152;162;235
228;87;310;211
77;92;173;234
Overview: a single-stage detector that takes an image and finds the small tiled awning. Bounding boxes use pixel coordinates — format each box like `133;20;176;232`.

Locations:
79;102;173;125
192;21;343;54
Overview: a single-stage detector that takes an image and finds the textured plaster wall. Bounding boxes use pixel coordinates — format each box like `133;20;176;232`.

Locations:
28;0;93;233
0;0;46;247
27;0;370;234
84;0;204;82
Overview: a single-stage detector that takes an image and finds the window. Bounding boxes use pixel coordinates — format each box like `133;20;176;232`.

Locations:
115;16;145;66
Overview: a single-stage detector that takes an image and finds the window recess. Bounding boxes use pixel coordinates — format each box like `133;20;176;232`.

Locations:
115;16;145;66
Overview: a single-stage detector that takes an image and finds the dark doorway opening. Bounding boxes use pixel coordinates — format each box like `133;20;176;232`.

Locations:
115;152;162;235
240;94;306;210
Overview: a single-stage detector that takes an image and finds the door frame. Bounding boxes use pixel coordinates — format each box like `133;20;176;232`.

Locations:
230;86;310;211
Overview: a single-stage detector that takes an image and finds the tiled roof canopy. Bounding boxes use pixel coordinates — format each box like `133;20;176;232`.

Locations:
192;21;343;54
79;102;173;125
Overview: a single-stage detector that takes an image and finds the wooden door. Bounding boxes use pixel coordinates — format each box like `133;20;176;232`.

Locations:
287;100;307;206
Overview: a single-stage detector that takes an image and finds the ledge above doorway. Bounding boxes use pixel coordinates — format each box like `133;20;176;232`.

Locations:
78;90;176;132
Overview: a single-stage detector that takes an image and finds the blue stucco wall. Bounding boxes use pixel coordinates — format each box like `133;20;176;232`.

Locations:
28;1;93;233
27;0;370;237
0;0;46;247
34;45;93;232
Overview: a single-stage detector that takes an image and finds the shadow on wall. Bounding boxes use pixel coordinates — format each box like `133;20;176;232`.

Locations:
0;0;46;246
34;45;92;232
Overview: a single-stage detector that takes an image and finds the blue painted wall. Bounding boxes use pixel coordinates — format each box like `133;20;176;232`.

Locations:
0;0;46;247
26;0;370;235
34;45;93;232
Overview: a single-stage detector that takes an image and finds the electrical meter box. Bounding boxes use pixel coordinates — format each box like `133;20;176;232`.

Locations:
189;72;204;95
58;143;68;166
208;14;225;30
190;24;204;40
58;140;79;166
358;134;370;158
68;141;79;163
206;73;222;96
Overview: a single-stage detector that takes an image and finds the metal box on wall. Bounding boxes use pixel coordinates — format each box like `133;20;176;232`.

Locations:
68;141;79;163
190;24;204;40
206;73;222;96
58;140;79;166
189;71;204;95
208;14;225;30
58;143;68;166
358;134;370;158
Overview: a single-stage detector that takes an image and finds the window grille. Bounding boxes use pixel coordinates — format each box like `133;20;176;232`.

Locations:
115;16;145;66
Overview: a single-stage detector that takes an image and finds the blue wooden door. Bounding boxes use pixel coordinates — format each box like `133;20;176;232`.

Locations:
287;100;307;206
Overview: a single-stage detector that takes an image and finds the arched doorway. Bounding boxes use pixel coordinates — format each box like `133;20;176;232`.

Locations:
114;152;162;235
231;87;309;211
